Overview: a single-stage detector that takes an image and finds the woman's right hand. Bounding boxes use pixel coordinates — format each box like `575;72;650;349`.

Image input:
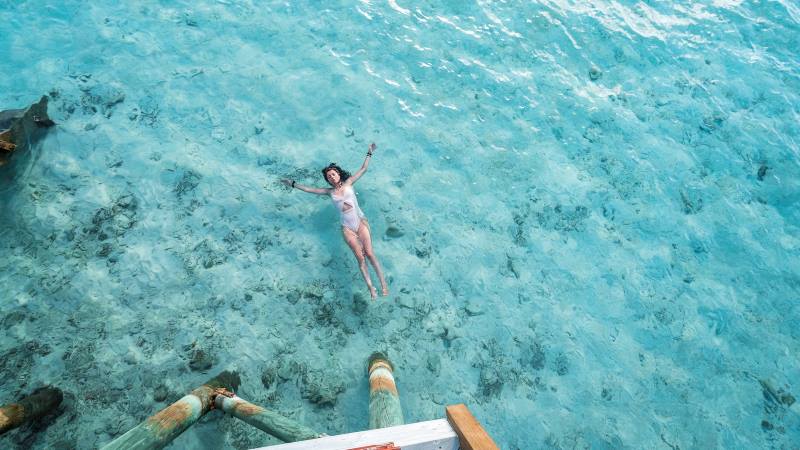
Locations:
281;179;293;188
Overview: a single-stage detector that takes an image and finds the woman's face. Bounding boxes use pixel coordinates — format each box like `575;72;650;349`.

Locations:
325;169;340;185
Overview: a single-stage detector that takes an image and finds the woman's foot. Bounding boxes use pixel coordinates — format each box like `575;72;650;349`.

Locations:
381;285;389;297
369;285;378;300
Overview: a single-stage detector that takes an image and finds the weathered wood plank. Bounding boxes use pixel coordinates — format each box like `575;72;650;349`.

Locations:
101;371;239;450
257;419;459;450
215;394;322;442
445;404;499;450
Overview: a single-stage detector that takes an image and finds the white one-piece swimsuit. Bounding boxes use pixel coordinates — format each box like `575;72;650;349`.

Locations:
330;185;365;232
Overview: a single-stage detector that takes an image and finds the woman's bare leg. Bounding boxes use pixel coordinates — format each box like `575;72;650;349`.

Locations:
342;226;377;299
357;219;389;296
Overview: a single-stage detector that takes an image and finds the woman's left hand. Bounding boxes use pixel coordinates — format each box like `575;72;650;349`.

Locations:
369;143;376;153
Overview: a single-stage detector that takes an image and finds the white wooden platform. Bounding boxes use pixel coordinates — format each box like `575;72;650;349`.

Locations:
253;419;459;450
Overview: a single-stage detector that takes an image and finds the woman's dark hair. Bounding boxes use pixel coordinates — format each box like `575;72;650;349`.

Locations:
321;163;350;184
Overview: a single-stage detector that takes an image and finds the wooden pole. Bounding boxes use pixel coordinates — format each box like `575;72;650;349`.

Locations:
214;394;323;442
0;387;63;435
367;352;404;429
101;371;240;450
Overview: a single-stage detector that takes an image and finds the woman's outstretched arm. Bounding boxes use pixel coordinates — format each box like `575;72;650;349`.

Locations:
281;179;330;195
346;143;376;186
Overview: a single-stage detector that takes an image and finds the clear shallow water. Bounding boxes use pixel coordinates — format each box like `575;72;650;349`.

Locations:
1;0;799;448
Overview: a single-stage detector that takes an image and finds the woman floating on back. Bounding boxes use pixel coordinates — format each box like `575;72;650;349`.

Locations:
282;143;389;300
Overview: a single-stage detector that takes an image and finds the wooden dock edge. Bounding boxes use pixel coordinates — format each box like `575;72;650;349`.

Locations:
257;419;458;450
445;404;499;450
258;405;499;450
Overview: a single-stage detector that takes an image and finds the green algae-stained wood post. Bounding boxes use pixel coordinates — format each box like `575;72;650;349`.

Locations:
214;394;323;443
367;353;404;429
101;371;240;450
0;387;63;435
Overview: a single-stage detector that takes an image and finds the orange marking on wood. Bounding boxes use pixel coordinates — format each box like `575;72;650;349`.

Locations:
233;400;265;416
147;401;193;438
369;377;398;396
348;443;400;450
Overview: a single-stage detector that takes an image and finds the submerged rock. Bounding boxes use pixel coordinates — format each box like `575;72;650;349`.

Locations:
760;379;795;411
78;193;139;263
0;96;55;167
301;369;346;407
260;358;346;407
757;164;768;181
78;83;125;118
2;309;32;328
0;341;52;395
589;65;603;81
397;295;415;309
352;293;368;314
188;239;227;270
152;384;169;402
261;366;277;389
535;204;589;232
385;226;404;238
475;338;518;399
552;353;570;376
700;114;725;133
479;365;504;397
426;354;441;375
465;298;484;316
62;342;96;382
680;188;703;214
175;169;202;198
504;254;520;279
188;348;215;372
520;341;546;371
276;361;301;382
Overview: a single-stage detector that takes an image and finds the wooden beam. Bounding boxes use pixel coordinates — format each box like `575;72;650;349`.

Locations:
101;371;239;450
445;404;499;450
214;394;322;442
0;387;63;435
256;419;458;450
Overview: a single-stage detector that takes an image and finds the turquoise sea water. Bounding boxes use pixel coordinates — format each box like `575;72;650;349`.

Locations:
1;1;799;448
